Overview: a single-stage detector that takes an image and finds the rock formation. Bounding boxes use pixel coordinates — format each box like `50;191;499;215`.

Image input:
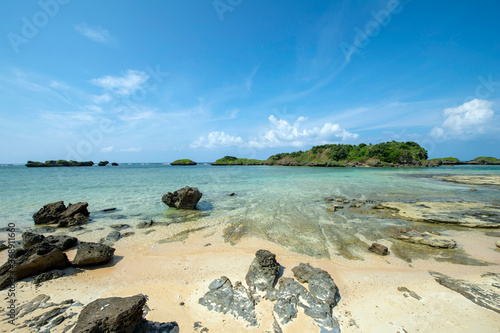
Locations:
162;186;202;210
72;242;115;267
33;201;90;227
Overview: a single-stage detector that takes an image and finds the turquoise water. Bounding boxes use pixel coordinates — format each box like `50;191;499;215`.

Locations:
1;164;499;258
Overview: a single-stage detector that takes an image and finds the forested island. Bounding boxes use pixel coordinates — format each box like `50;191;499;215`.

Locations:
212;141;499;167
26;160;94;167
171;159;197;165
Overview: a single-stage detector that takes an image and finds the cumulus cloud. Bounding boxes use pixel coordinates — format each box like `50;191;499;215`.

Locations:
75;23;113;44
430;99;495;140
90;70;150;96
120;147;142;152
190;131;243;149
247;115;358;148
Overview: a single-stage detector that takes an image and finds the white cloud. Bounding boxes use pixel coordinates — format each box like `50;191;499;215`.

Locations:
430;99;495;140
120;147;142;152
247;115;358;148
90;70;149;96
75;23;113;44
245;64;260;91
101;146;114;152
190;131;243;149
92;94;113;104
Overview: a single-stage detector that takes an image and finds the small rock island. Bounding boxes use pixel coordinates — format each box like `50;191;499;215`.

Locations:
171;159;197;165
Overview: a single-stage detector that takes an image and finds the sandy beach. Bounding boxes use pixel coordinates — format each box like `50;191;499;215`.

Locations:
1;215;499;332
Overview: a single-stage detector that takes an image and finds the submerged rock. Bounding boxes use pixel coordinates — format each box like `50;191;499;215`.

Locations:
246;249;281;293
369;243;389;256
162;186;202;210
390;227;456;249
72;242;115;267
199;276;257;326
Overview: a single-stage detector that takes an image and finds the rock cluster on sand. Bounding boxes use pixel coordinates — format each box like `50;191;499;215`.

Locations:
162;186;202;210
390;227;457;249
33;201;90;227
0;231;115;290
199;250;341;332
73;294;179;333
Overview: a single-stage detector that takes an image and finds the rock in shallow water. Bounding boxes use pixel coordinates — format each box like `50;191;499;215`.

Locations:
162;186;202;210
33;201;90;227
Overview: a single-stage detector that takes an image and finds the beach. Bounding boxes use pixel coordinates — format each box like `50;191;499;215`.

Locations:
0;164;499;332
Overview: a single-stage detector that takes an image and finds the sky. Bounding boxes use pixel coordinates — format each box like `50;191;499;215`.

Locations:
0;0;499;163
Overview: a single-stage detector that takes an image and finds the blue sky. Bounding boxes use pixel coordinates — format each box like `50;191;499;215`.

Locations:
1;0;499;163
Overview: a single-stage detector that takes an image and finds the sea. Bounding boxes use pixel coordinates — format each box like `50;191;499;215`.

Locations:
1;163;499;259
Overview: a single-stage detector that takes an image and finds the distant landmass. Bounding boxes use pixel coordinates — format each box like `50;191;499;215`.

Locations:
26;160;94;167
212;141;499;167
171;159;197;165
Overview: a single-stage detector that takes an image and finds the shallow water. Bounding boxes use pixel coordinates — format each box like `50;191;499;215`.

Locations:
1;164;499;259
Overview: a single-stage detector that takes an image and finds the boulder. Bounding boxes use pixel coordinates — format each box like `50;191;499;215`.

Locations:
72;294;147;333
33;201;66;224
368;243;389;256
0;242;70;290
33;201;90;227
44;235;78;251
245;249;281;293
22;231;46;249
162;186;202;210
291;263;340;306
198;276;257;326
72;242;115;267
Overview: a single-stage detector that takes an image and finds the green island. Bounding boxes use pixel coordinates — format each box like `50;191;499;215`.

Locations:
26;160;94;167
171;159;197;165
211;156;265;165
98;161;109;166
213;141;499;167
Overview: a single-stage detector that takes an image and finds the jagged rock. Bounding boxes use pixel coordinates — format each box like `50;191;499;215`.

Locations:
391;227;456;248
369;243;389;255
162;186;202;210
33;201;90;227
72;242;115;267
245;249;281;293
291;263;340;306
199;276;257;326
23;231;46;249
0;242;70;290
430;271;500;314
43;235;78;251
72;294;148;333
229;192;235;196
194;321;210;332
137;220;155;229
33;270;64;285
110;223;130;230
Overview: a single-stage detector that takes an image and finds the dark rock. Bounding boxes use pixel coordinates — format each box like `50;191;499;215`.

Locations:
105;231;121;243
23;230;46;249
194;321;210;333
245;249;281;293
122;231;135;237
33;270;64;285
470;187;478;191
98;161;109;166
0;242;70;290
292;263;340;306
369;243;389;256
52;314;66;326
111;162;119;166
430;271;500;314
229;192;235;196
273;278;301;324
391;227;457;249
72;242;115;267
69;226;85;232
44;235;78;251
110;223;130;230
0;242;7;252
33;201;67;224
162;186;202;210
199;276;257;326
137;220;156;229
101;207;118;212
72;294;147;333
32;306;66;327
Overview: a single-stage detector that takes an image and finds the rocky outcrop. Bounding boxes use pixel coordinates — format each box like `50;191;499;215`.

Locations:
22;231;46;249
245;249;281;293
430;271;500;314
390;227;456;249
162;186;202;210
72;294;147;333
368;243;389;255
71;242;115;267
0;242;70;290
33;201;90;227
22;231;78;251
199;276;257;327
98;160;109;166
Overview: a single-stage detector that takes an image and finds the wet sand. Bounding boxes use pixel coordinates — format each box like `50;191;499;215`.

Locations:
1;217;499;332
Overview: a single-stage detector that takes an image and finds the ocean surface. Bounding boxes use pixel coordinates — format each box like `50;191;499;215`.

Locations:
1;164;499;258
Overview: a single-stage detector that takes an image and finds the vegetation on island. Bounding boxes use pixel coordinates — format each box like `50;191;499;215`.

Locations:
265;141;430;167
429;157;460;164
171;159;197;165
26;160;94;167
211;156;265;165
471;156;500;164
98;161;109;166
